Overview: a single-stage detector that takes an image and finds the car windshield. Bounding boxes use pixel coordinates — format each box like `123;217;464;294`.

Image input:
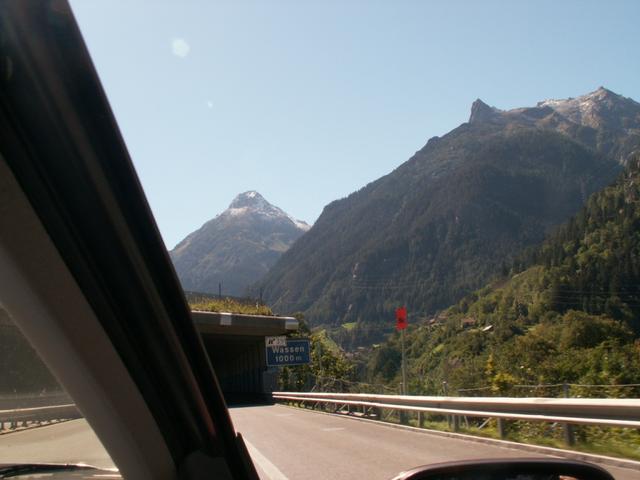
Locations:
2;1;640;479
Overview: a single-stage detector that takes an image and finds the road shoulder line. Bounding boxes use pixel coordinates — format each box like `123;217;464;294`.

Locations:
243;437;290;480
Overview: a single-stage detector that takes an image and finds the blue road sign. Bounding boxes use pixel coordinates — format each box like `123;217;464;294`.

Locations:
266;338;311;366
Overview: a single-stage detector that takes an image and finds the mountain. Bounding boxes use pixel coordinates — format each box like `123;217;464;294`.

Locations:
366;156;640;396
473;87;640;164
257;88;640;340
170;191;310;296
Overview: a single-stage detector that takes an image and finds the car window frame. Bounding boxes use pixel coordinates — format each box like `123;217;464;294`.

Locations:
0;2;257;479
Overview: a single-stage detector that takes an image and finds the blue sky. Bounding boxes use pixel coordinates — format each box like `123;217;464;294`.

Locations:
70;0;640;249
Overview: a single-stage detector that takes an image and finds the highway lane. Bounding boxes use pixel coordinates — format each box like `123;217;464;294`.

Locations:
0;408;635;479
230;404;637;480
0;419;114;469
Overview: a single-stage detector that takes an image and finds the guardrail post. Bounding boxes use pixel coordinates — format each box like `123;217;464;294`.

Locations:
451;415;460;432
399;409;408;425
497;418;506;439
561;382;575;446
417;411;423;428
563;423;575;446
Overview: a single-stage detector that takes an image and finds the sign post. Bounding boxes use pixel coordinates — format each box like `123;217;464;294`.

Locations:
396;306;408;395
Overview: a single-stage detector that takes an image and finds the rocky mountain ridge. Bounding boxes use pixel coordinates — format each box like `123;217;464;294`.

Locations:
470;87;640;163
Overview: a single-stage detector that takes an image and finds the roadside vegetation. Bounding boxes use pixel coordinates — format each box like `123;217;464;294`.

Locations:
188;292;273;316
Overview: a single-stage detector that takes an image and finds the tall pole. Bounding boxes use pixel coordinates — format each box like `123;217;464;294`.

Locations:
318;340;323;391
401;328;407;395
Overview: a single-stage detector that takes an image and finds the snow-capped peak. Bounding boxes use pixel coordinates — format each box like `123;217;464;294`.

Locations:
223;191;310;231
228;190;269;209
537;87;622;115
467;87;639;135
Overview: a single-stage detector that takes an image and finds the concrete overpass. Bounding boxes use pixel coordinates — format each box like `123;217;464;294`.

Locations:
192;311;298;402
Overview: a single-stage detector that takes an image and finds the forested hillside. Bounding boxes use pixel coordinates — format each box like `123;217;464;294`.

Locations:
367;157;640;396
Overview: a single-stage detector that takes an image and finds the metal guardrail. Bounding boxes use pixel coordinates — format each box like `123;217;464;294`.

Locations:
0;392;73;410
272;391;640;445
0;404;81;430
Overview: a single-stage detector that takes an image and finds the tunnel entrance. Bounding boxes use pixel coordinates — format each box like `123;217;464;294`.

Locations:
192;311;298;404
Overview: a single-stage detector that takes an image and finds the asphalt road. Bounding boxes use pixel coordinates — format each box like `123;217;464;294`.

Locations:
0;407;635;480
0;419;114;469
230;404;637;480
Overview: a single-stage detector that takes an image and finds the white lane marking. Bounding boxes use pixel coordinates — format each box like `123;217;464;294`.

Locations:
321;427;345;432
244;438;290;480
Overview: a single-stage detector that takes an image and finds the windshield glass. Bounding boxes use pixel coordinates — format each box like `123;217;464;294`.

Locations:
6;1;638;479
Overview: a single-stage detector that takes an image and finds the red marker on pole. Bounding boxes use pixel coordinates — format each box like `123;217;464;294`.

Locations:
396;306;407;330
395;306;408;395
